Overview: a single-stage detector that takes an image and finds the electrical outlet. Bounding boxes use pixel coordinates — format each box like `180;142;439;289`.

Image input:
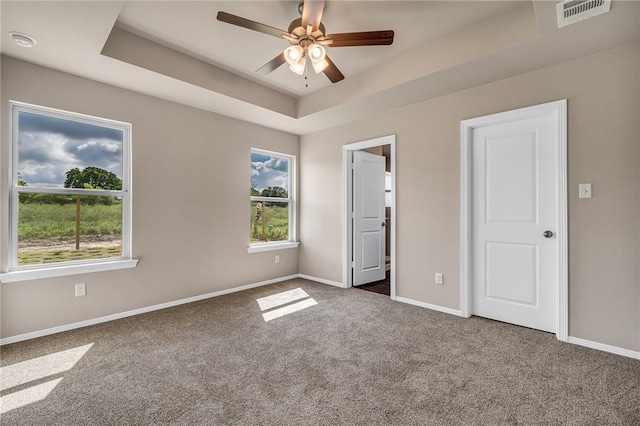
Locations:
435;273;443;285
75;283;86;297
275;255;280;264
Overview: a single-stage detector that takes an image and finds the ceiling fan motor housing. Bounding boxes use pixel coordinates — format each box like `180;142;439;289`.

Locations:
288;18;326;47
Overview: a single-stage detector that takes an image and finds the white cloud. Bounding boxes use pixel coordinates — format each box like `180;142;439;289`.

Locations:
251;157;289;192
18;133;122;188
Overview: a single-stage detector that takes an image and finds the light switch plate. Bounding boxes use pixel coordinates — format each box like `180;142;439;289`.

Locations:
579;183;592;199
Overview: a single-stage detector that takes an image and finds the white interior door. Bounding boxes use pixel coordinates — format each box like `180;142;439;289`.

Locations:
353;150;386;286
471;112;559;333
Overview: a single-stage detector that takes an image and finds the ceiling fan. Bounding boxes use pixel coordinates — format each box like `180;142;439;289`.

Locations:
217;0;394;83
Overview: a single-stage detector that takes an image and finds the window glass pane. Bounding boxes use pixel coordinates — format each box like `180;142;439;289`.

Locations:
250;152;289;198
250;201;289;243
17;193;122;266
17;112;123;189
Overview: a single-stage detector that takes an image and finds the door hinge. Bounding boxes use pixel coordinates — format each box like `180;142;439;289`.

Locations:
351;261;355;268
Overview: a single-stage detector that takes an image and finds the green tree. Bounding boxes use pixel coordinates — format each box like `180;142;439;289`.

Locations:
251;181;260;196
64;167;122;190
260;186;288;198
64;167;121;206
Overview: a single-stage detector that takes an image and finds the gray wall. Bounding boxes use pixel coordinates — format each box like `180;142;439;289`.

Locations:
2;43;639;353
0;57;299;339
299;43;640;351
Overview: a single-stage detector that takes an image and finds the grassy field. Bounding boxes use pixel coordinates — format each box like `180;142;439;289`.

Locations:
18;201;122;242
19;246;122;266
16;200;289;265
250;203;288;243
18;200;122;266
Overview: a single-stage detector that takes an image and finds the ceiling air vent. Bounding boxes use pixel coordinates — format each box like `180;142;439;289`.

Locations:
557;0;611;28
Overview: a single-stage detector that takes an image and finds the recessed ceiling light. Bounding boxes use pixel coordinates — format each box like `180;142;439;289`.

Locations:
9;32;37;48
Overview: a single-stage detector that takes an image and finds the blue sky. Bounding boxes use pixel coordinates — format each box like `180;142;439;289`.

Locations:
18;112;123;188
251;152;289;192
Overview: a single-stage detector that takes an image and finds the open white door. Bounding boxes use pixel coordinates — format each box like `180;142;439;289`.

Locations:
353;150;386;286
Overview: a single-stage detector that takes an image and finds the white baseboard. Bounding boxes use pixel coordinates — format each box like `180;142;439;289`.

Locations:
0;274;299;346
395;296;463;317
567;336;640;360
298;274;346;288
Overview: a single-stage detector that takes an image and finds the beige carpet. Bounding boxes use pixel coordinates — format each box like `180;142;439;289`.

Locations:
1;278;639;425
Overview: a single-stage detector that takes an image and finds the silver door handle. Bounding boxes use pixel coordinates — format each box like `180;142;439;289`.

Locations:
382;222;386;227
543;230;554;238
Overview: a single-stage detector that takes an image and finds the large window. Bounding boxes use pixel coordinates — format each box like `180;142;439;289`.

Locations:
3;101;135;280
249;149;297;251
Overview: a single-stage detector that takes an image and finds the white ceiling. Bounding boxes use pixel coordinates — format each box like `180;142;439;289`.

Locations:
1;1;639;135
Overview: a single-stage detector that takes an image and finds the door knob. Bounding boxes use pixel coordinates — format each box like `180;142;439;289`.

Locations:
543;230;554;238
382;222;386;227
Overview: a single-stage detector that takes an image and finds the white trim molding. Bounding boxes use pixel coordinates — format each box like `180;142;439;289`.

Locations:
298;273;346;288
0;259;139;283
395;296;463;317
0;274;299;345
567;336;640;360
7;101;134;275
247;242;300;253
460;99;568;341
250;148;297;247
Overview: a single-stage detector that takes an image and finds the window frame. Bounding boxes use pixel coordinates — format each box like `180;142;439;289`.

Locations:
1;101;137;282
249;148;298;253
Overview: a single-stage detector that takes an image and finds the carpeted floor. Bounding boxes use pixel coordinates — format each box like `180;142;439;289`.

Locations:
1;278;639;425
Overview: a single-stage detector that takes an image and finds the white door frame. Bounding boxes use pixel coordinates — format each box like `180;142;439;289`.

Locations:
460;100;568;341
343;135;396;299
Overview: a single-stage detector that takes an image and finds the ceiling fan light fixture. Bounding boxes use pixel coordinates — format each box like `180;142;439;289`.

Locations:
217;2;394;85
284;45;304;65
308;43;327;73
289;56;306;75
312;58;328;74
308;43;326;62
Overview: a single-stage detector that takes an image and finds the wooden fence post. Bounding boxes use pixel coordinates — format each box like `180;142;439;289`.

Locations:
75;197;80;250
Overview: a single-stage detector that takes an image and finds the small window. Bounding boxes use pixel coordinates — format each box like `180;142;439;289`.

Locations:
250;149;295;248
7;101;132;272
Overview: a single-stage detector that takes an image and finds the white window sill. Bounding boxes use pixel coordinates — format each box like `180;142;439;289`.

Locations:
247;242;300;253
0;259;139;283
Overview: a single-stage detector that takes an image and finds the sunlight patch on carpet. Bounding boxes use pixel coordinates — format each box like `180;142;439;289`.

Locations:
256;288;309;311
0;343;93;414
0;378;62;414
257;288;317;322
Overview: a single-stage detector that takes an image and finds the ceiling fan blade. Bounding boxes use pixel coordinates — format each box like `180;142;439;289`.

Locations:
217;11;288;39
256;53;287;75
325;30;395;47
322;55;344;83
301;0;325;33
